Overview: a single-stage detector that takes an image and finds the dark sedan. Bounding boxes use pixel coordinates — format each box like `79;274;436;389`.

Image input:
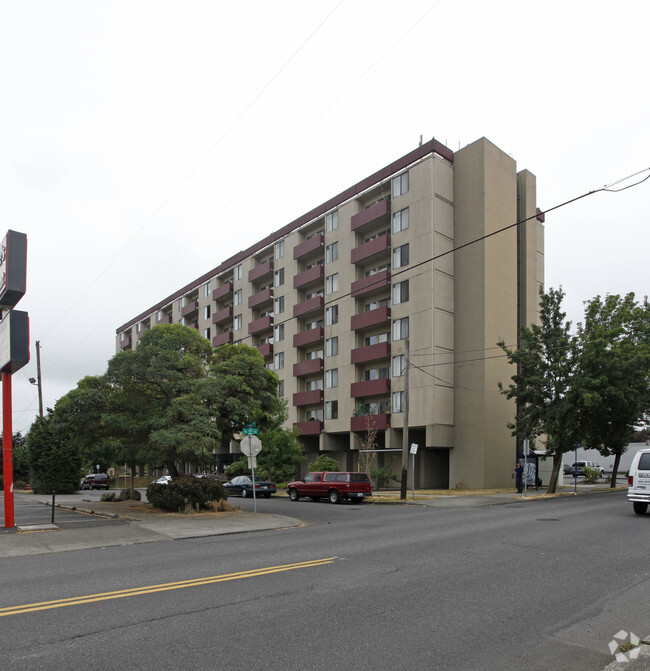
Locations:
224;475;276;498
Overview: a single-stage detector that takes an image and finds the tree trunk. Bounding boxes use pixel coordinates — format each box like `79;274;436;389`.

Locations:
547;453;563;494
610;452;622;488
129;459;136;499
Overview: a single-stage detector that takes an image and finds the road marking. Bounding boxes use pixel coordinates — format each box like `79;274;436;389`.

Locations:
0;557;336;617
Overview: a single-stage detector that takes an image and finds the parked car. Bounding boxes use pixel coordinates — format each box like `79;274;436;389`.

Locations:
563;464;571;476
570;461;605;478
224;475;276;498
79;473;111;490
628;448;650;515
287;471;373;504
153;475;172;485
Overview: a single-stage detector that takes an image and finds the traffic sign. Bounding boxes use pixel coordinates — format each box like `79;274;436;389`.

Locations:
242;427;258;435
240;435;262;457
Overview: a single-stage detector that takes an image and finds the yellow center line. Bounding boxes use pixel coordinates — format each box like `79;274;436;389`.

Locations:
0;557;337;617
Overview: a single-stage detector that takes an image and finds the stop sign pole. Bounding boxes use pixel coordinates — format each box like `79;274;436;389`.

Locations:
240;434;262;514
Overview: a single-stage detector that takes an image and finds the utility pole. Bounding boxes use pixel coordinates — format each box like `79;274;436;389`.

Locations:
29;340;43;418
400;339;410;500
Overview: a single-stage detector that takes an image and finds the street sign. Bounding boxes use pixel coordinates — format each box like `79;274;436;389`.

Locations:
240;435;262;457
410;443;419;455
242;427;259;435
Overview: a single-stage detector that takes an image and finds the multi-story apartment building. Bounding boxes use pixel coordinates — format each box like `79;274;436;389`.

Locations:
116;136;544;489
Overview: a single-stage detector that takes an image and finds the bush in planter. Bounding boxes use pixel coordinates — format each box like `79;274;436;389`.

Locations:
583;467;602;484
146;476;228;512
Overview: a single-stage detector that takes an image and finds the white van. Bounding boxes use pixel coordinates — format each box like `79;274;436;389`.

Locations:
627;448;650;515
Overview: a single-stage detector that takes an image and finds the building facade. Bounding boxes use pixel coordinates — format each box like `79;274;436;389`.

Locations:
116;137;544;489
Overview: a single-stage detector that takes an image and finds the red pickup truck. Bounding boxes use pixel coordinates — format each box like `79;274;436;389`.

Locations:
286;472;373;504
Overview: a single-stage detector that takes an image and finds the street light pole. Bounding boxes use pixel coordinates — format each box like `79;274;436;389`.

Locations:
29;340;43;418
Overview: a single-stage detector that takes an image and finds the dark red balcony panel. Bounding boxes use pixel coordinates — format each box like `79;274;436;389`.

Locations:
351;306;391;331
156;313;172;324
293;389;324;406
293;264;324;290
212;305;233;324
293;327;324;348
350;342;391;364
212;331;233;347
248;287;273;309
293;233;324;260
189;321;199;330
181;299;199;317
212;282;233;301
248;315;273;335
248;259;274;283
257;343;273;357
293;295;324;318
351;269;391;297
294;420;323;436
351;234;390;264
350;378;390;398
293;358;323;377
351;199;390;232
119;335;132;350
350;413;390;432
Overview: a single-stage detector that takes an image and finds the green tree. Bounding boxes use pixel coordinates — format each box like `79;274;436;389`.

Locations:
574;293;650;486
307;454;339;472
499;287;580;493
256;406;304;483
0;432;29;482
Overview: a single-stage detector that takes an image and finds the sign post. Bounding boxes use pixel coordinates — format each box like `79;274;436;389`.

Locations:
410;443;418;501
240;431;263;514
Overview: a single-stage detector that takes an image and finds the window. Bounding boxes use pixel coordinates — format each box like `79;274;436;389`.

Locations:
326;211;339;232
307;348;324;360
274;240;285;260
204;327;211;340
326;305;339;326
325;368;338;389
325;400;338;420
392;171;409;198
203;306;211;320
393;317;409;341
179;317;185;326
274;324;284;342
234;315;242;331
325;242;338;264
393;243;409;269
365;263;390;277
307;379;323;391
366;400;390;414
392;391;404;413
365;332;390;346
306;409;324;421
393;207;409;234
234;289;242;306
179;297;185;310
366;298;390;311
393;355;406;377
274;268;285;287
326;336;338;357
234;264;243;281
274;296;285;314
326;273;338;295
393;280;409;304
364;366;389;381
278;380;285;397
203;282;211;298
274;352;284;370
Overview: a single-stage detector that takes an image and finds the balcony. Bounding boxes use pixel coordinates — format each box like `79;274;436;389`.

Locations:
248;287;273;309
248;259;274;284
350;413;390;432
351;306;391;331
351;342;391;364
212;282;233;301
351;269;391;298
293;264;324;290
294;420;323;436
293;327;324;348
248;315;273;335
351;199;390;232
181;300;199;317
212;331;233;347
257;343;273;358
350;378;390;398
156;313;172;324
293;233;324;261
293;389;324;407
119;335;132;350
293;295;324;319
293;358;323;377
351;234;390;264
212;305;233;325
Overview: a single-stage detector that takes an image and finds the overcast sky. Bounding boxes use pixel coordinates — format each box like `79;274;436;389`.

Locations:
1;0;648;434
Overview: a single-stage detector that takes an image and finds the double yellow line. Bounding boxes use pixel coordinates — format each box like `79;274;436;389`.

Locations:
0;557;336;618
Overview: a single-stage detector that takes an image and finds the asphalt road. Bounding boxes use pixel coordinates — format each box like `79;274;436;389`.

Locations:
1;491;648;670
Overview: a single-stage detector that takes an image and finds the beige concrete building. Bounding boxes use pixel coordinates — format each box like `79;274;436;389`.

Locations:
116;137;544;488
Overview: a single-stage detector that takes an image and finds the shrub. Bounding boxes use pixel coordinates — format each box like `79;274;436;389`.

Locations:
307;455;339;472
146;476;228;512
583;467;602;484
371;466;399;490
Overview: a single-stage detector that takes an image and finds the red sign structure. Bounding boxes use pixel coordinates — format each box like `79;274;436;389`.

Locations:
1;230;28;529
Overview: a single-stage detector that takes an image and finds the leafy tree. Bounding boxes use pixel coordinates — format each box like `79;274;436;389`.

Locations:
27;413;81;494
0;432;29;482
307;454;339;472
499;287;580;493
574;293;650;486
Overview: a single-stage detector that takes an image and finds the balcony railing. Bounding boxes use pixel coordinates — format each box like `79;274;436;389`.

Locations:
293;264;324;290
293;295;324;319
350;413;390;432
181;299;199;317
293;327;324;348
257;343;273;357
212;305;233;324
248;287;273;309
351;234;390;264
351;269;391;298
350;342;391;364
351;199;390;232
119;335;132;350
248;315;273;335
350;378;390;398
293;358;323;377
212;282;233;301
351;306;391;331
294;420;323;436
212;331;233;347
293;389;324;406
156;313;172;324
248;259;274;284
293;233;324;261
